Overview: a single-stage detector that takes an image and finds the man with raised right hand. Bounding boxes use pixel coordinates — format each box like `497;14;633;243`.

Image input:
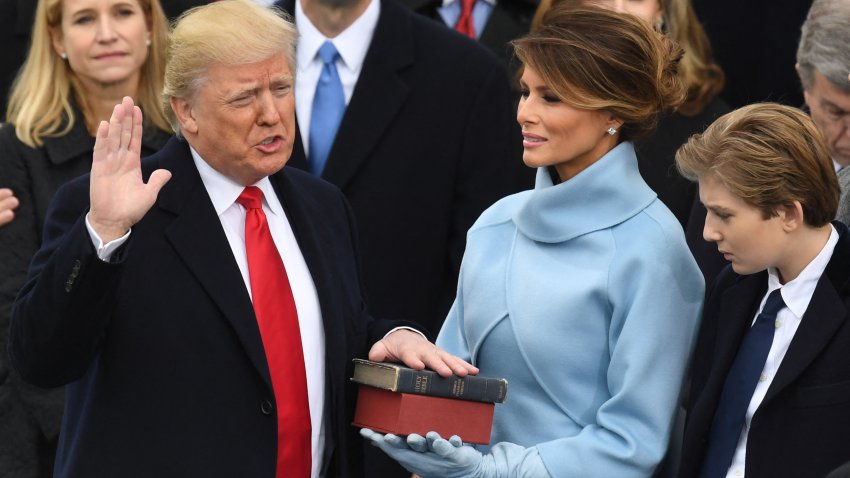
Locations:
7;2;474;477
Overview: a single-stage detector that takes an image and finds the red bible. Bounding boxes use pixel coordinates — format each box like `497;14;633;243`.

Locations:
352;385;495;444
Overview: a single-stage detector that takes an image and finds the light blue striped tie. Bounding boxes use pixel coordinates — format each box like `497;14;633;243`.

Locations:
308;41;345;176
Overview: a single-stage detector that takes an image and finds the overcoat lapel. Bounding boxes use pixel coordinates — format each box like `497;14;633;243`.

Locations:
268;170;347;395
763;225;850;403
155;139;271;389
268;169;345;472
764;281;846;402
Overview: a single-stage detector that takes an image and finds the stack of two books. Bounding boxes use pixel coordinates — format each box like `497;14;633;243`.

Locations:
351;359;508;444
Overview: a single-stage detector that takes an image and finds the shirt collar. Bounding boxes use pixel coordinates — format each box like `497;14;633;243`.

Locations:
189;145;283;218
295;0;380;77
767;224;839;319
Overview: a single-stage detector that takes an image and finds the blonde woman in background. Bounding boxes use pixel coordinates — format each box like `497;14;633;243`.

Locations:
0;0;170;476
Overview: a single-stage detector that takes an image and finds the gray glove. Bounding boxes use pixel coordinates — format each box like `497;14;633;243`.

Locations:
361;428;491;478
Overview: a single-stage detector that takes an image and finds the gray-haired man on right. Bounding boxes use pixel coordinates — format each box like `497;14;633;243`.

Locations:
796;0;850;223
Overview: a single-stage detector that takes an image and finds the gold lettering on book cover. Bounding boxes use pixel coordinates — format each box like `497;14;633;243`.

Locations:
414;375;428;393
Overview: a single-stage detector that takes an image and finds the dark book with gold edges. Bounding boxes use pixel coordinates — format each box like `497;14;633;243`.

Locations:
351;359;508;403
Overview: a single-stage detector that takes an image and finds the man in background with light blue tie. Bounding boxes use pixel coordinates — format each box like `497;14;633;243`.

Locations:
676;103;850;478
272;0;518;370
272;0;520;475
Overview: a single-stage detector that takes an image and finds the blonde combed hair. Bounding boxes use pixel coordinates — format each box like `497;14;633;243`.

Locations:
5;0;170;148
163;0;298;135
676;103;839;226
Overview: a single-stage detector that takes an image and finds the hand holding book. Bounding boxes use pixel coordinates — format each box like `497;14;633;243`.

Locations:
361;429;489;478
360;429;551;478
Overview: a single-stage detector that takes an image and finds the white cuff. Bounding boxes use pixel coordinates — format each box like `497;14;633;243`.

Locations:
383;326;428;341
85;213;131;262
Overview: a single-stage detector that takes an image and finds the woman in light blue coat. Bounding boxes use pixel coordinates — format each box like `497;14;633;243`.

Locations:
362;5;705;477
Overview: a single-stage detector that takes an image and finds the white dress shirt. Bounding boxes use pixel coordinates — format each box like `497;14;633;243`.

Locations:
86;148;328;478
724;225;839;478
294;0;380;156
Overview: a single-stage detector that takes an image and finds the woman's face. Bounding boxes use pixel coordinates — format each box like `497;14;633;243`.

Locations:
590;0;663;27
517;66;619;181
51;0;150;93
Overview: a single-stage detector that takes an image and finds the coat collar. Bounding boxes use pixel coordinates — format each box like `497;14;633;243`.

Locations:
514;141;656;243
763;221;850;402
151;138;272;390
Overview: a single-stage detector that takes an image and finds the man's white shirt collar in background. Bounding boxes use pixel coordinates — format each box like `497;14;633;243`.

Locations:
294;0;379;153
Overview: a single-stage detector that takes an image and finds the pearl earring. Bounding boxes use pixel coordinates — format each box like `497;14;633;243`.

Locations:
60;52;67;60
146;39;151;47
607;127;617;136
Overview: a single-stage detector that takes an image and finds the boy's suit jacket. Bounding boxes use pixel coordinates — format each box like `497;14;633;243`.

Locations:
681;221;850;478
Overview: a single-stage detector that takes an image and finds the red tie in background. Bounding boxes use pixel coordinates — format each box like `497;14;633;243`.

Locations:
455;0;476;38
238;187;311;478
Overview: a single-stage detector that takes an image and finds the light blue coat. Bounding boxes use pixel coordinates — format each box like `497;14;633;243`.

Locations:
437;142;704;477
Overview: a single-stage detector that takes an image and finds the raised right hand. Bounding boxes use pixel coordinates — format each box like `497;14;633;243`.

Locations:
88;97;171;242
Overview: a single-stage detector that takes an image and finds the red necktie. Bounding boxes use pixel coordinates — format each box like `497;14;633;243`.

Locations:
455;0;476;38
237;187;311;478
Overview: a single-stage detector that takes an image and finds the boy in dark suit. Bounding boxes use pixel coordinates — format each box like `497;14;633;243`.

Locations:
676;103;850;478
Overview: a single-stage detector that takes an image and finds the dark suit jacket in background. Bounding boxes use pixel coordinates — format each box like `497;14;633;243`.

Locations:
8;137;414;478
277;0;523;337
681;222;850;478
274;2;523;475
397;0;536;190
0;120;168;478
398;0;537;71
692;0;812;109
635;97;731;291
0;0;35;120
636;98;729;229
160;0;211;19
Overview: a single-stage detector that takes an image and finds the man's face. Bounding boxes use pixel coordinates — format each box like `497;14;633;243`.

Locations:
172;54;295;185
804;70;850;168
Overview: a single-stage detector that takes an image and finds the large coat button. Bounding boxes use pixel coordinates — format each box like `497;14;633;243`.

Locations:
65;259;82;292
261;400;274;415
